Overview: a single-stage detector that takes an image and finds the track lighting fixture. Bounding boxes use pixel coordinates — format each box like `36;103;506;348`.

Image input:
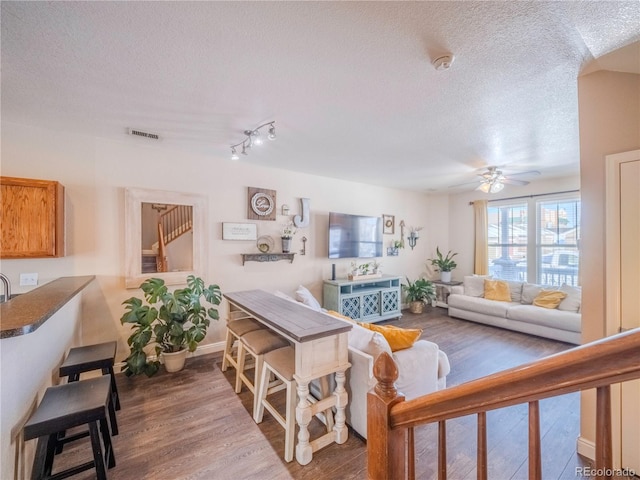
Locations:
230;121;276;160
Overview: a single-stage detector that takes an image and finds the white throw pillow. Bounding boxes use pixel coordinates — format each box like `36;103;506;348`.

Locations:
295;285;322;311
558;284;581;313
348;322;392;359
463;275;489;297
274;290;296;303
506;281;523;303
521;283;543;304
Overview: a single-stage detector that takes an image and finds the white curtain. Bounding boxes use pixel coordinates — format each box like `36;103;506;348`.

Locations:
473;200;488;275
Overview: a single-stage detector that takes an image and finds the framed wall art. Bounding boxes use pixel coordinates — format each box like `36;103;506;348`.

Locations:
247;187;276;221
222;222;257;240
383;214;395;234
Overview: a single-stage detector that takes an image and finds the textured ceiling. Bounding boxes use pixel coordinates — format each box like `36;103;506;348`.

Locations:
2;2;639;192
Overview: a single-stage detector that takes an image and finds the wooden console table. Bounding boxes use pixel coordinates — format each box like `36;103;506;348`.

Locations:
223;290;352;465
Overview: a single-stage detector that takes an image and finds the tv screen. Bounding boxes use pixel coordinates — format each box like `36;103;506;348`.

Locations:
328;212;383;259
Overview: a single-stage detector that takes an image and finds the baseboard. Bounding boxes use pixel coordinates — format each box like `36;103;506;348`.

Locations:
114;341;226;371
577;436;595;461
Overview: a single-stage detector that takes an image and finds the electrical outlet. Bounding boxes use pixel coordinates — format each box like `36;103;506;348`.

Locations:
20;273;38;286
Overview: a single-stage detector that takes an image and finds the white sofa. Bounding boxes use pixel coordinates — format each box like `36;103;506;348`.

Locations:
343;322;450;439
447;277;582;345
281;286;450;440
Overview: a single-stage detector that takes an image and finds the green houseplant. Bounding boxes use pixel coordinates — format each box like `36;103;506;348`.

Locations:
428;247;458;282
120;275;222;377
402;277;436;314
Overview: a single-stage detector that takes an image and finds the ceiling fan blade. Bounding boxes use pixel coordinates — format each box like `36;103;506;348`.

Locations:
503;170;541;177
448;180;481;188
502;178;529;186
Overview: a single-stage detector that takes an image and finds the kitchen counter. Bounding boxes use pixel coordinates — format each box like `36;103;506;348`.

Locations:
0;276;95;338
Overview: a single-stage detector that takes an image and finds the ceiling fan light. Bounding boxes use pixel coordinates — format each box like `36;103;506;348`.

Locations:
478;182;491;193
489;181;505;193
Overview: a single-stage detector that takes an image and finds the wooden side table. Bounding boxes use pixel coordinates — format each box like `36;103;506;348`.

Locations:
433;280;462;308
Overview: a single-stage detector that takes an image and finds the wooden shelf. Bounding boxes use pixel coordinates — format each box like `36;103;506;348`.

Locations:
241;253;295;265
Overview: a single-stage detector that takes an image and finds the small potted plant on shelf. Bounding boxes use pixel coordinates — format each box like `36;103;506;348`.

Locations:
281;221;297;253
120;275;222;376
402;277;436;314
428;247;458;283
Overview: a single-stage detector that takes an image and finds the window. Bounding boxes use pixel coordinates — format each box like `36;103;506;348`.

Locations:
488;194;580;286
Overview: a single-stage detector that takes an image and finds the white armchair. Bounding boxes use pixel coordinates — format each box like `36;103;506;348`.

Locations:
343;323;450;439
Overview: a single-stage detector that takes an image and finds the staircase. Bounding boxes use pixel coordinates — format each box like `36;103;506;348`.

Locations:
141;205;193;273
367;328;640;479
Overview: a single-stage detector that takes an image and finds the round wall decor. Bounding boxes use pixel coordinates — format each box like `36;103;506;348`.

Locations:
251;192;274;216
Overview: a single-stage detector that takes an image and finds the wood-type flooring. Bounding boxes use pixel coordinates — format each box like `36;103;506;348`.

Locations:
51;307;609;479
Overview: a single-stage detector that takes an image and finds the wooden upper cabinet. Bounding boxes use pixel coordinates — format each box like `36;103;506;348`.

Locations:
1;176;65;258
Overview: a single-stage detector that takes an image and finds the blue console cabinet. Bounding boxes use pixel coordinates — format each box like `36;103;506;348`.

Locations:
323;275;402;323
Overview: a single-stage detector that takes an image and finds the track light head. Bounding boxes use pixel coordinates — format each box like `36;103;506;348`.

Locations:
268;123;276;140
231;147;239;161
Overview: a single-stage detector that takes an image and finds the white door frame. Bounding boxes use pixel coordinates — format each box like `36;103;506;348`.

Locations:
605;149;640;469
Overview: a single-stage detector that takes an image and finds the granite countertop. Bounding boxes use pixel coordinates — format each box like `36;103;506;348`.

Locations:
0;276;95;339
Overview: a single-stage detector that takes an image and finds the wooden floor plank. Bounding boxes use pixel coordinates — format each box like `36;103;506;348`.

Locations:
50;306;594;479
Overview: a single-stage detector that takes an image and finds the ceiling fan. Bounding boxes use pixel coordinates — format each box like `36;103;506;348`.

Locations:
450;166;541;193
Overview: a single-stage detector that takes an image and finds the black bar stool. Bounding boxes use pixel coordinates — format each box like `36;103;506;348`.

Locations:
23;375;116;480
60;341;120;421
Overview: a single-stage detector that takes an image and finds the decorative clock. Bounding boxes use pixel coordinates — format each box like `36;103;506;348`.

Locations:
247;187;277;221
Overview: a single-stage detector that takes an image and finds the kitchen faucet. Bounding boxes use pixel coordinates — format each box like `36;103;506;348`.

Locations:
0;273;11;303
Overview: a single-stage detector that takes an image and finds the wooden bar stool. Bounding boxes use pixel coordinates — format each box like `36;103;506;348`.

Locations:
60;341;120;415
23;375;116;480
235;329;289;418
221;314;265;373
255;347;336;463
254;346;298;462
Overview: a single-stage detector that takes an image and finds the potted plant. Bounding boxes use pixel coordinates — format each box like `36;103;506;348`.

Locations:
281;221;297;253
428;247;458;283
402;277;436;314
120;275;222;376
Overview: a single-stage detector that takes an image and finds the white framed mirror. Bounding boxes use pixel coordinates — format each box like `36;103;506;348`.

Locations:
125;187;207;288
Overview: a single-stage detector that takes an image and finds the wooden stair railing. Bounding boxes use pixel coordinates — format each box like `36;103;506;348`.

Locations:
367;328;640;480
159;204;193;246
155;205;192;272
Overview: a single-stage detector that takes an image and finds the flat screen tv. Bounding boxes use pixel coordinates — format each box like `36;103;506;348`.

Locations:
328;212;383;259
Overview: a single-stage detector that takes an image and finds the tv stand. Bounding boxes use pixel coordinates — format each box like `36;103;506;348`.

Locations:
323;274;402;323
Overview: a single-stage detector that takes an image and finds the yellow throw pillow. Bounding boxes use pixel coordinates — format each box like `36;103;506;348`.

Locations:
484;279;511;302
533;290;567;309
358;322;422;352
326;310;355;323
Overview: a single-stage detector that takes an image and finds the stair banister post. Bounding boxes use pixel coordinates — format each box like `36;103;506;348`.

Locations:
367;352;406;480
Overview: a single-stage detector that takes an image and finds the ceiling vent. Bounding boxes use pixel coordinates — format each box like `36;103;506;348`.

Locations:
128;128;160;140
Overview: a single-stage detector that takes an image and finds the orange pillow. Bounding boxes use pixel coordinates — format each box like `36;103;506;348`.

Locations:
533;290;567;309
484;279;511;302
358;322;422;352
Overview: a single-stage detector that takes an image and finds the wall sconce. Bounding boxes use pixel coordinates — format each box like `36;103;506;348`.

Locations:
230;121;276;160
407;231;419;250
281;204;290;216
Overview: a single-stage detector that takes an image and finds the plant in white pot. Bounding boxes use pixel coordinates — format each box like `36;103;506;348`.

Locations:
120;275;222;376
402;277;436;314
428;247;458;283
280;221;297;253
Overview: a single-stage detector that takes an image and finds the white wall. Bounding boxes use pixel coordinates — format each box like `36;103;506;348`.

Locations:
577;70;640;459
1;121;434;361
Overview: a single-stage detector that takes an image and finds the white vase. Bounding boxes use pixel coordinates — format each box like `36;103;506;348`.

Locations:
162;349;187;373
440;271;452;283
